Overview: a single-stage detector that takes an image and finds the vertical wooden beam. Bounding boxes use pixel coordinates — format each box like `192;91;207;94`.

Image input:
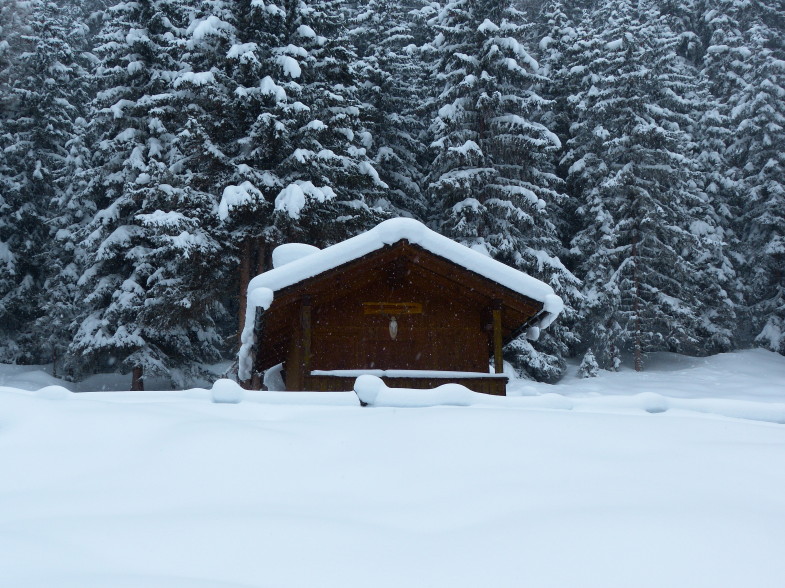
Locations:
492;300;503;374
246;307;265;390
285;337;301;391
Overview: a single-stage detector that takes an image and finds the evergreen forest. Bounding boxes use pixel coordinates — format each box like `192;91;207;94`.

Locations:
1;0;783;387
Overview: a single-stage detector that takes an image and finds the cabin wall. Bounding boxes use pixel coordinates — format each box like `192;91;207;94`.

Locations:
307;274;489;373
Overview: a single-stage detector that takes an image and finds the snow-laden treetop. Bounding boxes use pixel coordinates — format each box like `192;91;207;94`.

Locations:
239;218;563;381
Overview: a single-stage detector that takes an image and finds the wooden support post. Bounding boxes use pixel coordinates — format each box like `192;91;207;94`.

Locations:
246;307;265;390
492;300;503;374
285;339;301;391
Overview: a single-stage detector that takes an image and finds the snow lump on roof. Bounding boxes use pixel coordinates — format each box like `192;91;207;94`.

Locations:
272;243;320;269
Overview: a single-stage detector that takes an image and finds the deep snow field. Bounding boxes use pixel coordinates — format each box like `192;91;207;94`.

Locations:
1;350;784;588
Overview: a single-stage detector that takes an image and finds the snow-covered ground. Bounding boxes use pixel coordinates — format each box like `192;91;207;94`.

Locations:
1;350;784;588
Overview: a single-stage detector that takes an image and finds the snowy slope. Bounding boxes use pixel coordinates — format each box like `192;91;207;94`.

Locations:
1;350;784;588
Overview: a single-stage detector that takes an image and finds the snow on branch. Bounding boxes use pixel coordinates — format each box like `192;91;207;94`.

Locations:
218;182;265;221
274;181;337;219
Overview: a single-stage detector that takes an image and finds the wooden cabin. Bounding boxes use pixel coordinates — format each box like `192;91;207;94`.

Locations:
238;219;562;395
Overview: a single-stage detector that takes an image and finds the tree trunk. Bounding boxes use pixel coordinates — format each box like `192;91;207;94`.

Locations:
632;232;643;372
255;238;267;276
130;366;144;391
238;238;252;344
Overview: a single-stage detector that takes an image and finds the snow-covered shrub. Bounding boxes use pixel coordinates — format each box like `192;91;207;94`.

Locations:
578;349;600;379
504;337;566;384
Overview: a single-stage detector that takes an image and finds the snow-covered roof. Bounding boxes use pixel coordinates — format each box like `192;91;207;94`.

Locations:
239;218;563;380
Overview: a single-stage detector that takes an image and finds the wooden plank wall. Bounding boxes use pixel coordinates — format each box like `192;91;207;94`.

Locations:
306;272;490;374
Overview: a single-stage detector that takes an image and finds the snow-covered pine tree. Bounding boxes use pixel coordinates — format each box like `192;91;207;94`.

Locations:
69;0;224;389
39;114;95;378
563;0;723;370
0;0;88;364
686;84;740;354
646;1;742;353
535;0;576;146
696;0;752;335
268;0;388;247
348;0;431;219
167;2;262;348
217;0;389;253
534;0;586;357
425;0;580;381
658;0;703;62
213;0;389;350
694;0;785;354
208;0;289;343
721;1;785;354
577;348;599;378
30;1;101;376
0;0;32;362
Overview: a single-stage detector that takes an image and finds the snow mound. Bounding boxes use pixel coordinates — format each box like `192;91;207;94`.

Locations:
502;389;785;425
36;385;71;400
272;243;320;268
263;363;285;391
210;379;244;404
636;392;669;414
0;365;64;390
529;392;574;410
354;375;479;408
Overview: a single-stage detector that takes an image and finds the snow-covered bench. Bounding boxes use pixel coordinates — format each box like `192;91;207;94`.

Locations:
310;369;508;396
353;374;489;407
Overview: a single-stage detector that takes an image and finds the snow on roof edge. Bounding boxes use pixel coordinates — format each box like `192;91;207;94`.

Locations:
238;218;563;380
248;218;560;304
